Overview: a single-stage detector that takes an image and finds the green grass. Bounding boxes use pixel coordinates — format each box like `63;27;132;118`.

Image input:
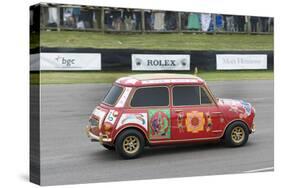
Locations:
40;31;273;51
30;32;40;49
30;71;273;85
36;31;274;85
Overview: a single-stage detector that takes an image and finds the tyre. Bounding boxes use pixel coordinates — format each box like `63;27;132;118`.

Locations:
102;144;115;150
115;129;145;159
224;121;249;147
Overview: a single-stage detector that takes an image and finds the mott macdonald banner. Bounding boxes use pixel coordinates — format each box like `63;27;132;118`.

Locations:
216;54;267;70
30;53;101;71
132;54;190;71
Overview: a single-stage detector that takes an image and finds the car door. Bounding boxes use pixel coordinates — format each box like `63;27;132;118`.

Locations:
171;85;225;140
129;86;172;141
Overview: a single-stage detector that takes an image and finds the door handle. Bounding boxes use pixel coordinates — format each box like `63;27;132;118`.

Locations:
211;112;223;115
175;110;183;113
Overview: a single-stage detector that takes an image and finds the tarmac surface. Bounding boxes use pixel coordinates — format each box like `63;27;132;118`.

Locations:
39;80;274;185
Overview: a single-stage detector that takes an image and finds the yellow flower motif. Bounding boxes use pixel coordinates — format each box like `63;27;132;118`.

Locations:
185;111;205;133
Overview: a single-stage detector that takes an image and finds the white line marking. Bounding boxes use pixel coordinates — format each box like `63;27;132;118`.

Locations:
244;167;274;173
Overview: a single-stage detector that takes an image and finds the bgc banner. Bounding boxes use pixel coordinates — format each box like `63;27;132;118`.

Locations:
216;54;267;70
30;54;40;71
132;54;190;71
31;53;101;71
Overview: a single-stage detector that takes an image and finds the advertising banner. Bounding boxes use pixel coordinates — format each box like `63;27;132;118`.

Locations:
39;53;101;70
132;54;190;71
216;54;267;70
30;53;40;71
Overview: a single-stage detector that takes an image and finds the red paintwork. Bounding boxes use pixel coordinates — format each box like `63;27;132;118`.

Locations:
88;74;255;146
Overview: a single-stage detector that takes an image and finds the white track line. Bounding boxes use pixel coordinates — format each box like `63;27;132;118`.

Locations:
244;167;274;173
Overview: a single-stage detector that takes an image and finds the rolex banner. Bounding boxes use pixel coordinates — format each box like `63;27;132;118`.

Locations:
132;54;190;71
36;53;102;70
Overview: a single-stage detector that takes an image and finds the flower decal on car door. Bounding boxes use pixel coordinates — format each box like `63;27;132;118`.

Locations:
185;111;205;133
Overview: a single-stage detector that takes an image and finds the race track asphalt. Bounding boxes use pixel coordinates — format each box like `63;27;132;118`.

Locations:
38;80;274;185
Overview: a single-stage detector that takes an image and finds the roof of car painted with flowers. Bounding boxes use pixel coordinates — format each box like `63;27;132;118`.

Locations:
115;73;205;87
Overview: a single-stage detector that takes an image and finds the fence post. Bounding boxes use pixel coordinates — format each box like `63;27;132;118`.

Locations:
212;14;216;34
141;10;145;33
177;12;181;33
268;18;271;33
101;7;105;32
57;5;61;31
40;5;44;30
247;16;251;34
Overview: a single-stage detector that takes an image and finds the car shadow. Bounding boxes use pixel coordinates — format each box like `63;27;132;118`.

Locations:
90;141;255;161
143;142;225;157
91;142;223;161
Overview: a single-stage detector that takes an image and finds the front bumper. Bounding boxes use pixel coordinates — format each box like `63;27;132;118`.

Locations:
251;123;256;133
85;125;112;143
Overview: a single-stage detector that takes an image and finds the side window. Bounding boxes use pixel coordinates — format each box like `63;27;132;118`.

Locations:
173;86;200;106
200;87;212;104
131;87;169;107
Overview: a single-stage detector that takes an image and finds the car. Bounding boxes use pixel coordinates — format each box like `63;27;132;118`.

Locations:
86;73;256;159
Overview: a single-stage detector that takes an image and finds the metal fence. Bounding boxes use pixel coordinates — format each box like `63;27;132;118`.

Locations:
32;3;274;34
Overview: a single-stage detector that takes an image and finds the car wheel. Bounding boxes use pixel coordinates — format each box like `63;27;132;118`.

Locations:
102;144;115;150
115;129;145;159
224;121;249;147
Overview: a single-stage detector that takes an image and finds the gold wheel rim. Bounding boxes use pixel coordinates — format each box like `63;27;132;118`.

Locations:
231;126;245;144
122;136;140;154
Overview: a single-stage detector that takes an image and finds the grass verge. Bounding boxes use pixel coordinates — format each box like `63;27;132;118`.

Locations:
40;31;273;51
30;71;273;85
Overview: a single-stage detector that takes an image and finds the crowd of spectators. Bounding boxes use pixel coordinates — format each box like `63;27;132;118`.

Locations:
35;4;274;33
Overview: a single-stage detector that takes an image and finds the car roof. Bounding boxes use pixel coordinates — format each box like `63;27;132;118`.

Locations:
115;73;205;87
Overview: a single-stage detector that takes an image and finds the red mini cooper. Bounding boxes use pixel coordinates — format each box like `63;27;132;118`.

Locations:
86;74;256;159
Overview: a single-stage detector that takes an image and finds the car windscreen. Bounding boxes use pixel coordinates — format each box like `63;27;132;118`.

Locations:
103;85;123;106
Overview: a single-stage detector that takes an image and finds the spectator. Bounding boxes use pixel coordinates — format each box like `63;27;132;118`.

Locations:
250;16;259;32
153;11;165;31
63;8;75;28
181;13;189;30
208;15;215;32
234;16;245;32
187;13;200;31
260;17;268;32
123;9;134;30
200;13;211;32
165;11;177;30
72;8;80;24
47;7;59;27
78;8;93;29
40;4;273;34
215;14;224;32
225;15;235;32
145;11;153;30
104;10;113;29
133;11;142;30
111;9;122;30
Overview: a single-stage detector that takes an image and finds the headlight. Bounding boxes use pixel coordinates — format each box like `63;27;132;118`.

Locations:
89;118;99;126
